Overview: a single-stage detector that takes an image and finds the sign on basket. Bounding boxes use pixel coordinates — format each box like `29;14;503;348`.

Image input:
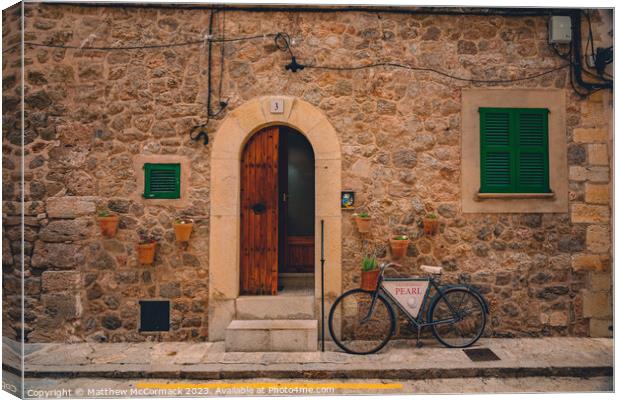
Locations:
382;280;429;318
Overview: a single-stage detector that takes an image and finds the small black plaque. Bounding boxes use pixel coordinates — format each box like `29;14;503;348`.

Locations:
139;300;170;332
463;348;501;362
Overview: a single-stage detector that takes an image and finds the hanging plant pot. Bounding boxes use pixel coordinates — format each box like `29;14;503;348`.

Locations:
354;216;371;233
173;220;193;242
361;269;380;291
137;242;156;265
97;214;119;238
389;236;410;260
423;216;439;236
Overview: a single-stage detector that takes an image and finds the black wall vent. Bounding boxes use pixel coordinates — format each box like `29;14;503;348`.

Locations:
139;300;170;332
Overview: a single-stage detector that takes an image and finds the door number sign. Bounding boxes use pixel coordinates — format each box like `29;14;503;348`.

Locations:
270;99;284;114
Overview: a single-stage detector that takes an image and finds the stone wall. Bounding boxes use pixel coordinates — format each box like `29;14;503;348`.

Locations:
3;3;24;342
2;3;613;342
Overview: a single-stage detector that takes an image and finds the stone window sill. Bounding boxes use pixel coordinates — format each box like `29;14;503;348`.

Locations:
476;192;556;201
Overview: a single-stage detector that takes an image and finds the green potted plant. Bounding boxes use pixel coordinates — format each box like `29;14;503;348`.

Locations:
97;209;119;238
137;233;157;265
354;212;371;233
360;255;379;291
423;212;439;235
389;235;409;260
173;217;194;242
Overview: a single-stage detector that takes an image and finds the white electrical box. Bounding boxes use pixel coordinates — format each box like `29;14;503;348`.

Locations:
549;16;572;44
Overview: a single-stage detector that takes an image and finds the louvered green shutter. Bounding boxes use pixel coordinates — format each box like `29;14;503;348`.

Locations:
480;108;550;194
143;163;181;199
516;109;550;193
480;108;514;193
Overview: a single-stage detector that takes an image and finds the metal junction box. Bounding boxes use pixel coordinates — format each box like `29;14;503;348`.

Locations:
549;16;572;44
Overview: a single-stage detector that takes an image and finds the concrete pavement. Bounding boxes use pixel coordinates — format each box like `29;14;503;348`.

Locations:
2;337;613;382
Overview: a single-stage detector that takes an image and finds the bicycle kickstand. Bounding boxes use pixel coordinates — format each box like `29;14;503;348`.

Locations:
415;326;423;348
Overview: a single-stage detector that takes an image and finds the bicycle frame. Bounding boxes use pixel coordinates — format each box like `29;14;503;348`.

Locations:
365;265;464;330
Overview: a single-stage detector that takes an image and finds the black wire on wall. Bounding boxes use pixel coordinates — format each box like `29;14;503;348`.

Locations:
48;3;572;17
13;32;573;85
7;6;612;140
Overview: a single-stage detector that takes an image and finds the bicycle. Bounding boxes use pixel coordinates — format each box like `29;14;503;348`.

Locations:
328;262;489;354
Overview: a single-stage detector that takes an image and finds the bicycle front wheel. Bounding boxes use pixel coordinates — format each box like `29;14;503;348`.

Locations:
328;288;396;354
428;288;486;348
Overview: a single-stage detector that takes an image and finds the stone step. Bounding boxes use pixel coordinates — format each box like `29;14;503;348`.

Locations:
225;319;318;352
235;295;314;320
279;273;313;287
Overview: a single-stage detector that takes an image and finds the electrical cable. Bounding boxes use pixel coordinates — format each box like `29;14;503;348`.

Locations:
585;10;596;67
206;9;215;119
7;15;609;96
3;34;278;53
584;11;613;81
594;46;613;79
48;3;572;17
570;10;612;91
551;43;607;81
189;9;216;145
12;30;578;85
550;42;604;98
274;32;295;58
217;7;227;111
276;32;571;84
304;62;570;84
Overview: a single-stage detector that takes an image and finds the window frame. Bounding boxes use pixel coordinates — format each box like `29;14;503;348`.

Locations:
461;89;568;214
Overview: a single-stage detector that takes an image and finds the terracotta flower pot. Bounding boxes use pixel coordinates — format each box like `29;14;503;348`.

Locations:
389;239;410;260
97;215;119;238
137;242;156;265
423;219;439;235
173;222;193;242
355;216;371;233
361;269;380;291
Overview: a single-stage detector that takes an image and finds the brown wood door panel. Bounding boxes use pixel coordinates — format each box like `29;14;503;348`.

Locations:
240;126;279;295
284;235;314;273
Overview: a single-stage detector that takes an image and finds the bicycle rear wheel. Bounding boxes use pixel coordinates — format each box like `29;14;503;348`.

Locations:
328;289;396;354
428;288;486;348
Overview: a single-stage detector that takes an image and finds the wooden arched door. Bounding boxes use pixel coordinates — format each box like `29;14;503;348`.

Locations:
240;126;279;295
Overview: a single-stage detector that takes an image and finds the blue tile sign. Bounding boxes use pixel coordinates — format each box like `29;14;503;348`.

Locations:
341;191;355;209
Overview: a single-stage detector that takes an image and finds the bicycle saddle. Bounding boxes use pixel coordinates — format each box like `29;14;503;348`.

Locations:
421;265;443;275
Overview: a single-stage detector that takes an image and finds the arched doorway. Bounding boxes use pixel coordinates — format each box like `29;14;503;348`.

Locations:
240;126;315;295
208;96;341;341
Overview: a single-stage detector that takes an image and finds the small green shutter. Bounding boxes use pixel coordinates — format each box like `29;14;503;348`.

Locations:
480;108;550;194
143;163;181;199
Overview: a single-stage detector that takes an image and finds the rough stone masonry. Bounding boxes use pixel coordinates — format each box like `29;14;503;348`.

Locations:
2;3;613;343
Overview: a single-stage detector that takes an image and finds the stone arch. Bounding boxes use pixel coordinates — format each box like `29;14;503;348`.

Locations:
208;97;342;340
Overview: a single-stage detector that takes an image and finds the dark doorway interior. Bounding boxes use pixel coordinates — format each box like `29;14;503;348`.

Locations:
278;127;315;293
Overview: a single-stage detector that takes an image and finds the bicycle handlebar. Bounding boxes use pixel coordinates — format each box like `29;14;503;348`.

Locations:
380;261;402;272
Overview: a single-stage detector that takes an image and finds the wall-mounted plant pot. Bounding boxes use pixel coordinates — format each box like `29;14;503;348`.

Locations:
173;222;193;242
137;242;156;265
423;219;439;235
389;238;409;260
355;216;371;233
361;269;380;291
97;215;119;238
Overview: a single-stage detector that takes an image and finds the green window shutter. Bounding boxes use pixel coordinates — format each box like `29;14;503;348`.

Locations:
143;163;181;199
516;109;550;193
480;108;514;193
479;108;550;194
